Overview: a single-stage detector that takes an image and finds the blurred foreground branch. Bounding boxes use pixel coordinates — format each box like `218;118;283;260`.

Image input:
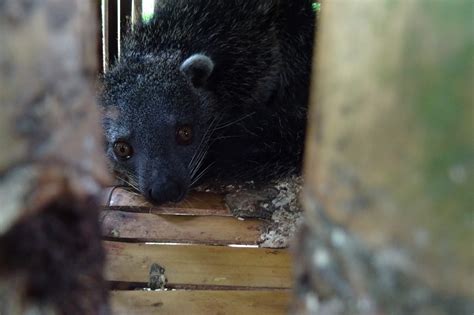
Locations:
0;1;110;314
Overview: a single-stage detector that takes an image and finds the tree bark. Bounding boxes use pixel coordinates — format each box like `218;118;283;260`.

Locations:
0;0;110;314
293;1;473;314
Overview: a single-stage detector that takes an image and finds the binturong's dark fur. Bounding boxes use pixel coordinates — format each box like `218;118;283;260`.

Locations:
100;0;316;205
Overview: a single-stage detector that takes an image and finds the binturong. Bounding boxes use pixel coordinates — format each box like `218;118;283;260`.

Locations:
100;0;316;205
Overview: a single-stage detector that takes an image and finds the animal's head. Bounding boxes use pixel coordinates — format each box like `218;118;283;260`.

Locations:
100;52;216;204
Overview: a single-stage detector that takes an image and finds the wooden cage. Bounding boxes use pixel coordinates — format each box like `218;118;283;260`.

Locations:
99;2;294;313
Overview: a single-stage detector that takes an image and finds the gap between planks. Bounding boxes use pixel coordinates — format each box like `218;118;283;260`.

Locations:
111;290;291;315
105;241;292;289
109;281;291;291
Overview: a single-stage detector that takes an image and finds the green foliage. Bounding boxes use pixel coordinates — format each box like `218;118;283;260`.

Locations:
312;1;321;12
142;0;155;22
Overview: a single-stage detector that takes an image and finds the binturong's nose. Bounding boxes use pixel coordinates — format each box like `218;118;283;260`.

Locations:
145;176;186;205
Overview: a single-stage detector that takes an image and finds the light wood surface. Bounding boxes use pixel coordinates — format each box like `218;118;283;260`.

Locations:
102;187;231;216
105;241;292;288
101;210;264;245
102;187;292;313
111;290;291;315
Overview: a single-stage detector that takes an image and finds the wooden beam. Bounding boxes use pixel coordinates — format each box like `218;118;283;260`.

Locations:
101;210;264;245
104;241;292;288
102;187;232;216
111;290;291;315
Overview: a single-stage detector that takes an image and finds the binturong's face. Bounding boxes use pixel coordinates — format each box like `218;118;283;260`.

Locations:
100;53;216;204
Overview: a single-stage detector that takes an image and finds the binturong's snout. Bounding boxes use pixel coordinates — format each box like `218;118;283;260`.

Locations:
144;174;187;205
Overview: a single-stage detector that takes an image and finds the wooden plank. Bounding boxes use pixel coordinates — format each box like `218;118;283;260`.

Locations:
100;210;264;245
102;187;232;216
105;241;292;288
111;290;291;315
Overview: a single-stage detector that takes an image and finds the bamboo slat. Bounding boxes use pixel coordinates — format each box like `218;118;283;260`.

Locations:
102;187;231;216
101;210;264;245
111;290;291;315
105;241;292;288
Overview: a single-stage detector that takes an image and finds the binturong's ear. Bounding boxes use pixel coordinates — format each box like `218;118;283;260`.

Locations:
180;54;214;88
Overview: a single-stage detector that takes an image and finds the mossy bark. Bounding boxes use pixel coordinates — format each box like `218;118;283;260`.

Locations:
293;1;473;314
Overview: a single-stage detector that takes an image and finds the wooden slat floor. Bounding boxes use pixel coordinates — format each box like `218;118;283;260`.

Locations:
102;187;292;315
101;211;264;245
111;291;291;315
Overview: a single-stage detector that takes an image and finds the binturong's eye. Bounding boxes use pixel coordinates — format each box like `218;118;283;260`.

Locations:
113;140;134;160
176;124;193;145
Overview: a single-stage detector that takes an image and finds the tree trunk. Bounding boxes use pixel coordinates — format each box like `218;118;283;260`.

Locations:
293;1;473;314
0;0;110;314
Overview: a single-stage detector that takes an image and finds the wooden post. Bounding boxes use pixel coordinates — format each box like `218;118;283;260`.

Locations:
293;1;473;314
0;0;110;314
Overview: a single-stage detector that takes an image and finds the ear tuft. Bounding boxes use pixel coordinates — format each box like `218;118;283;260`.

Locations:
180;54;214;88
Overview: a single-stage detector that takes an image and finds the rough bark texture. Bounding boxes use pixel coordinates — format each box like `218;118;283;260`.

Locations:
0;0;110;314
293;1;473;314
